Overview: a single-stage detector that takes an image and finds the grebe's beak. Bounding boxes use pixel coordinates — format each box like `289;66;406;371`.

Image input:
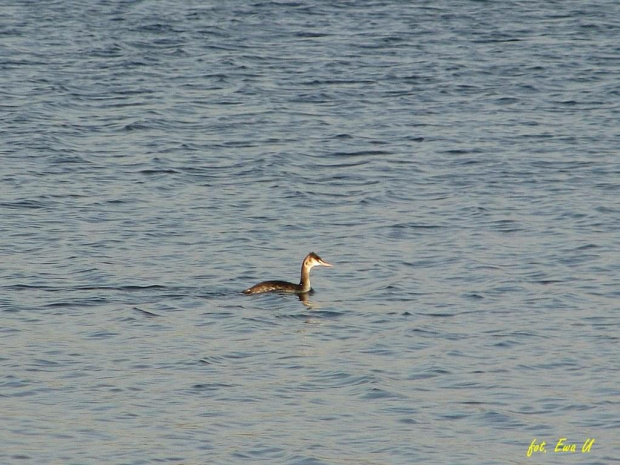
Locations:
319;259;333;267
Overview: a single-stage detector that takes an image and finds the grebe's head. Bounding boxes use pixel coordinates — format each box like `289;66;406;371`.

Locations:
304;252;333;269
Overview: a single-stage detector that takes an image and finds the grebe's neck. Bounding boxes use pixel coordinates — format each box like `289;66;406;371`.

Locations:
299;262;312;292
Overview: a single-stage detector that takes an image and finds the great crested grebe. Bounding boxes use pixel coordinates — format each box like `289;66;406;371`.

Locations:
243;252;332;295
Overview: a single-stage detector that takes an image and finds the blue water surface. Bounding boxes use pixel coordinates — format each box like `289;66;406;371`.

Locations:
1;1;618;464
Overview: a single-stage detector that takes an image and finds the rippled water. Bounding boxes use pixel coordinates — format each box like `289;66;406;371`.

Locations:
1;1;619;464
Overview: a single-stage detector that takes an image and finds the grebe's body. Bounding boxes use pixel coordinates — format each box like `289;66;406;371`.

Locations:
243;252;332;295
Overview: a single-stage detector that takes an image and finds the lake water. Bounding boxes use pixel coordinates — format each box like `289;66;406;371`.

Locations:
1;1;618;464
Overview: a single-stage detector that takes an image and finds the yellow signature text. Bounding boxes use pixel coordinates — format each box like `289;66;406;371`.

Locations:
527;438;594;457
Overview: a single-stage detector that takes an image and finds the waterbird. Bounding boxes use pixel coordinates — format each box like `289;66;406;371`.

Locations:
243;252;332;295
